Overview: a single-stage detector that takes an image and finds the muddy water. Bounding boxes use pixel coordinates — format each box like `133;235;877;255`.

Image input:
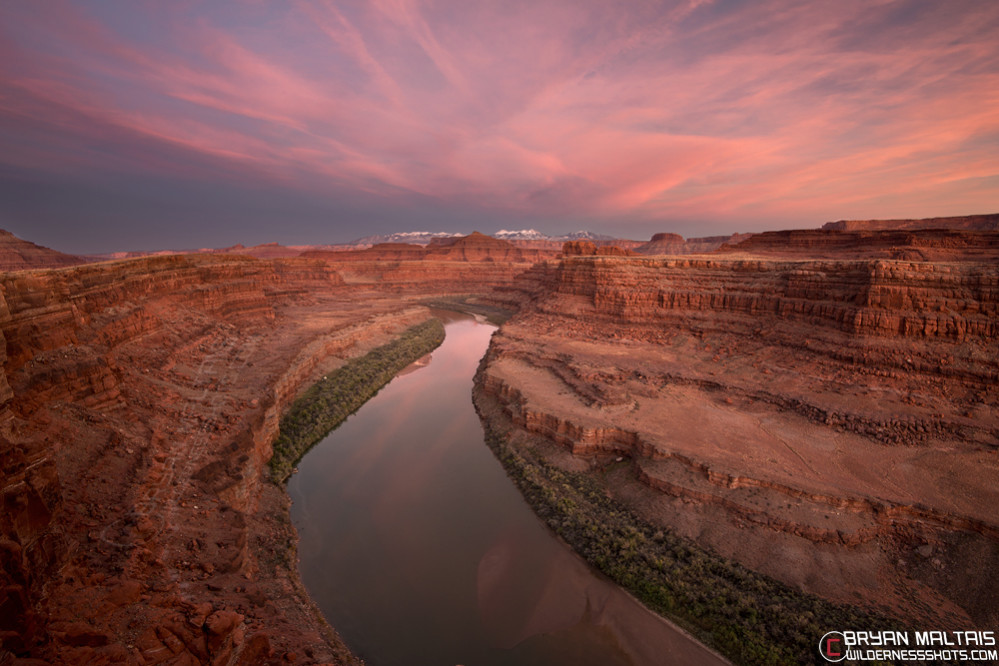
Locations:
289;312;727;666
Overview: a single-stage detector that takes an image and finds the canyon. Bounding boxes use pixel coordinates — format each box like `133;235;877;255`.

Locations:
0;246;520;664
1;217;997;664
475;225;999;637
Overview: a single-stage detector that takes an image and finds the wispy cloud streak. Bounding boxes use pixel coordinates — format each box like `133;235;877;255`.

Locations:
1;0;997;239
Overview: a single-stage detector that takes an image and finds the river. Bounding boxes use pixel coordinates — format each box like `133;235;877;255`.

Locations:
288;311;727;666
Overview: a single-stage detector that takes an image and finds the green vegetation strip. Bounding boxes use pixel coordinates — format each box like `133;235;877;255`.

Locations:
479;422;915;666
269;318;445;483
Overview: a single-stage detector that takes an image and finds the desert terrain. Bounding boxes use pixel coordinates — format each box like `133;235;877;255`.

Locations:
476;219;999;637
0;234;542;664
1;215;997;664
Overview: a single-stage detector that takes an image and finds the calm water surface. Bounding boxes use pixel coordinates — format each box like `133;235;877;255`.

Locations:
288;311;727;666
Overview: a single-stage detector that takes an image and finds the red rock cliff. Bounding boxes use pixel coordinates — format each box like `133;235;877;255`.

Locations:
541;255;998;346
634;232;751;255
303;232;558;292
0;253;435;664
821;213;999;231
475;250;999;629
720;228;999;261
0;229;90;271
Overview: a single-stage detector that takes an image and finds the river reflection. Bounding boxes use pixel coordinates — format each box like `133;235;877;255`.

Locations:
288;311;727;666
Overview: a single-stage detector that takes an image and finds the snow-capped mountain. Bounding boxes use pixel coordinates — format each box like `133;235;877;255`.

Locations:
493;229;549;240
348;228;617;246
558;230;615;241
349;231;464;246
493;229;615;241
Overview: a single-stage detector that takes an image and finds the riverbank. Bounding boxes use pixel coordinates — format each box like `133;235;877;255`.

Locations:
269;318;446;483
249;312;447;664
472;382;909;665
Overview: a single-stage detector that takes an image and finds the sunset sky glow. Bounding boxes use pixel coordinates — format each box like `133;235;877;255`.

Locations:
2;0;998;252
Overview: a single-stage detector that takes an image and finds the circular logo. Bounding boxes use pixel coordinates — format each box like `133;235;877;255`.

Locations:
819;631;847;662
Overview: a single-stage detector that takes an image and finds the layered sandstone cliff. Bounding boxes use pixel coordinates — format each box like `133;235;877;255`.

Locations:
634;232;753;255
719;228;999;261
475;249;999;629
499;237;646;253
6;219;998;660
303;232;559;292
89;242;357;262
0;222;571;663
0;229;90;271
0;253;445;663
822;213;999;232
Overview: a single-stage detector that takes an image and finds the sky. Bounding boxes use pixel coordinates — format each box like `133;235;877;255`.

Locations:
1;1;998;253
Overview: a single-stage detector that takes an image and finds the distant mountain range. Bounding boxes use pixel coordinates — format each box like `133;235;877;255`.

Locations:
0;227;747;271
350;229;616;246
6;213;998;271
348;231;463;246
498;229;617;241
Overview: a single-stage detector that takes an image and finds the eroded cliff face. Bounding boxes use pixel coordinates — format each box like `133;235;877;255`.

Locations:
0;255;345;418
303;232;559;291
719;228;999;261
474;252;999;629
0;253;439;664
821;213;999;232
634;232;753;255
0;229;90;272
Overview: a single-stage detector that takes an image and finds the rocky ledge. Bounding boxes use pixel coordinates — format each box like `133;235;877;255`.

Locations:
0;253;441;664
474;249;999;631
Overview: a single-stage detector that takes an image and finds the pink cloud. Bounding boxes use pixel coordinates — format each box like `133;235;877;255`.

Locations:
1;0;997;229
